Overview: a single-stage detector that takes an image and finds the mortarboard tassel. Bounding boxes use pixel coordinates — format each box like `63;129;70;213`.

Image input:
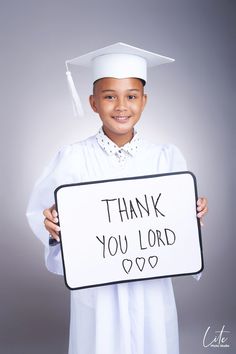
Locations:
66;63;84;117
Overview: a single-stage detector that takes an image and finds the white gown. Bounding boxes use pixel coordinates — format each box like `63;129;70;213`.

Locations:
26;129;191;354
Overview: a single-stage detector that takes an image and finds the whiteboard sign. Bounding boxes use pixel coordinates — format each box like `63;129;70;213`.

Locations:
55;172;203;290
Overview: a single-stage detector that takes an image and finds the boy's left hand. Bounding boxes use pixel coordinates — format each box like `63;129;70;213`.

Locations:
197;197;208;226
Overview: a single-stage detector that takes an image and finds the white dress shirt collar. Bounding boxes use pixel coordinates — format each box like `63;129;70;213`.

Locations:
96;127;140;161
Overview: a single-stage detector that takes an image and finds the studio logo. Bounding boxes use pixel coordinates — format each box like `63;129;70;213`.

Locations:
203;325;230;348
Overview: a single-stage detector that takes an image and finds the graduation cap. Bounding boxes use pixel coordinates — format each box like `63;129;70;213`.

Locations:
65;42;175;116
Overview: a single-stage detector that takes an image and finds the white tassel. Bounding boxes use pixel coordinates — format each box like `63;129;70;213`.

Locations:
66;68;84;117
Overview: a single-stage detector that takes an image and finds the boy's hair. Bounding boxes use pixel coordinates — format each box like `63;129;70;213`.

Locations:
93;78;146;94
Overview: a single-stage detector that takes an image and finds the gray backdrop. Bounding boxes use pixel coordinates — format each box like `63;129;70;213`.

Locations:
0;0;235;353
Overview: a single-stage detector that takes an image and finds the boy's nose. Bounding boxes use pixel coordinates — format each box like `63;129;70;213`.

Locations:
115;98;127;111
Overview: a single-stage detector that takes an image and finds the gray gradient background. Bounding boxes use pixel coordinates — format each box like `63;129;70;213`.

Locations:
0;0;235;353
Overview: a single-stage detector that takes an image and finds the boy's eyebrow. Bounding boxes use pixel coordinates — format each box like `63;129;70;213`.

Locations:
101;89;141;93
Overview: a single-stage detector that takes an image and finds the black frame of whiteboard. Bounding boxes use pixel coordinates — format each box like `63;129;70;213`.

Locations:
54;171;204;290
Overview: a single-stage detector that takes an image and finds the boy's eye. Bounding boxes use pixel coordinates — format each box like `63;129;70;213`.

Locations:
128;95;137;100
104;95;116;100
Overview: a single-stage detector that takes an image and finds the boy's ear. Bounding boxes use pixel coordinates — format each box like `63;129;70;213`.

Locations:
142;93;147;111
89;95;98;113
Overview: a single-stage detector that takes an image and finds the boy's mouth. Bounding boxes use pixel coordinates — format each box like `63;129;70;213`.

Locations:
112;115;130;122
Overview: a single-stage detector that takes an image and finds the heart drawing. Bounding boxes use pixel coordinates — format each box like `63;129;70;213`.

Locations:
136;257;145;271
122;259;133;274
148;256;158;268
122;256;158;274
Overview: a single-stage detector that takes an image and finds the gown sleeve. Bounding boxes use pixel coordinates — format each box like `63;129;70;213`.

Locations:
26;145;77;275
161;144;188;172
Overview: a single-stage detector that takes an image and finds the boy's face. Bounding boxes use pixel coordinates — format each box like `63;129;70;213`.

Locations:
89;77;147;146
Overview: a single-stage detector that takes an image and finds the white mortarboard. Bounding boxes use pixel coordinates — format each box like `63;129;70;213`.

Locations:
65;42;175;116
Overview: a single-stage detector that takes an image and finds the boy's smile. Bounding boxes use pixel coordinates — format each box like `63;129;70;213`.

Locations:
89;77;147;147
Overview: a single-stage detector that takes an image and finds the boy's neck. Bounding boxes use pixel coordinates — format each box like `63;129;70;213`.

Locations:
102;127;134;147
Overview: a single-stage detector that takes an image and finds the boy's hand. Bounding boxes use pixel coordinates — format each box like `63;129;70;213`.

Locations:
43;204;60;242
196;197;208;226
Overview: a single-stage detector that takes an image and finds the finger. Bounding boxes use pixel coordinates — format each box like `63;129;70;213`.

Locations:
197;197;208;212
196;198;203;212
197;197;206;210
44;219;60;234
43;208;58;223
197;206;208;218
197;197;207;204
43;208;52;219
43;208;56;222
52;209;58;219
50;205;58;218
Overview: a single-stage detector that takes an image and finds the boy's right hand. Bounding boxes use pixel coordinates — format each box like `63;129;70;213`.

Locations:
43;204;60;242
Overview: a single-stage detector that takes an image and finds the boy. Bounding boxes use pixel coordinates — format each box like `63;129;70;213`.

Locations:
27;43;208;354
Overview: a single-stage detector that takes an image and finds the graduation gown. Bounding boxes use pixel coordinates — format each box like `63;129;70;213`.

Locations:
26;129;191;354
